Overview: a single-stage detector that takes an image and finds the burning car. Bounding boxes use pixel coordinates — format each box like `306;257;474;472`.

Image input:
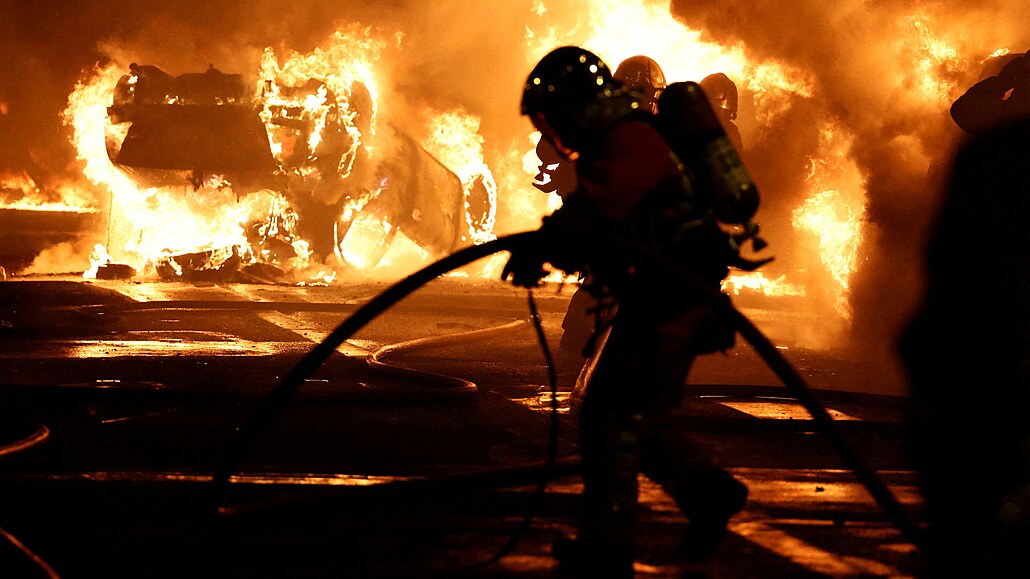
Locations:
94;59;494;281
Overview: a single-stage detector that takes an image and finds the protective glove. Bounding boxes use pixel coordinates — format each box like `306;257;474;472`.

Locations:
501;193;605;287
501;247;549;288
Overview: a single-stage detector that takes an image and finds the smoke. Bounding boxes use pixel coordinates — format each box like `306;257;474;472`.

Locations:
0;0;542;172
20;239;94;276
3;0;1024;390
670;0;1029;391
0;0;550;277
0;0;546;231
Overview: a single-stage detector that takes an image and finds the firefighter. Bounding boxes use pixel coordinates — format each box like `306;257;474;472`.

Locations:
613;54;667;114
899;117;1030;577
503;46;750;576
556;54;669;355
699;72;744;154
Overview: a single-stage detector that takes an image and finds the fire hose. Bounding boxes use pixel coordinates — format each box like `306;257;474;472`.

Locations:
364;318;530;398
211;231;925;554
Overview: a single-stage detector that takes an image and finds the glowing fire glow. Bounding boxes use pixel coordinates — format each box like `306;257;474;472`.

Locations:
0;172;97;213
63;63;272;276
520;0;818;297
793;189;865;290
60;22;502;282
259;24;383;179
903;13;966;104
83;243;113;279
722;272;805;298
46;0;1015;332
422;109;498;245
791;122;867;318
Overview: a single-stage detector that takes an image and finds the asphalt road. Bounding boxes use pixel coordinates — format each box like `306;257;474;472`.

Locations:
0;276;927;578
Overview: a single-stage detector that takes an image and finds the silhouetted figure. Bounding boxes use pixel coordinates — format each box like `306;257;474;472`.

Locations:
556;55;670;354
700;72;744;154
613;54;667;114
898;117;1030;577
950;50;1030;136
504;46;757;577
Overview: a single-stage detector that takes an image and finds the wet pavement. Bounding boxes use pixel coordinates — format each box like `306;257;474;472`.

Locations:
0;276;927;577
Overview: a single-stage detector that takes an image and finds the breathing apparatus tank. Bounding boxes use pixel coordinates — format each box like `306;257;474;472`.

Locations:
657;81;758;227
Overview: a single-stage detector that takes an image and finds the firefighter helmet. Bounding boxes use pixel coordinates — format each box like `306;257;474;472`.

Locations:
521;46;618;159
614;55;666;113
699;73;739;121
521;46;617;115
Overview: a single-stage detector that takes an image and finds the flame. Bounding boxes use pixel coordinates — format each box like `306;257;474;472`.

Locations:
0;172;97;213
63;63;267;276
60;27;394;281
902;12;966;104
335;210;393;270
791;123;867;319
83;243;113;279
722;272;806;298
792;189;866;290
60;21;512;282
519;132;563;213
422;108;498;245
515;1;978;320
258;24;383;178
63;63;141;207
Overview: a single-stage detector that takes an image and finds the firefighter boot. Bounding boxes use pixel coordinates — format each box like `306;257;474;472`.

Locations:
677;470;748;561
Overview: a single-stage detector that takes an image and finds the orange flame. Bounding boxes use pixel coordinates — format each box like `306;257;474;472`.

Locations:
791;123;867;319
258;24;384;179
903;12;967;104
0;172;97;213
63;63;276;276
422;109;498;245
722;272;806;298
61;21;508;282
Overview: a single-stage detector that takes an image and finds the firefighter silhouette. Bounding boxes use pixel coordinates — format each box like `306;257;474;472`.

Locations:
556;55;670;354
505;46;753;576
899;116;1030;578
613;54;667;113
532;54;668;202
700;72;744;154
